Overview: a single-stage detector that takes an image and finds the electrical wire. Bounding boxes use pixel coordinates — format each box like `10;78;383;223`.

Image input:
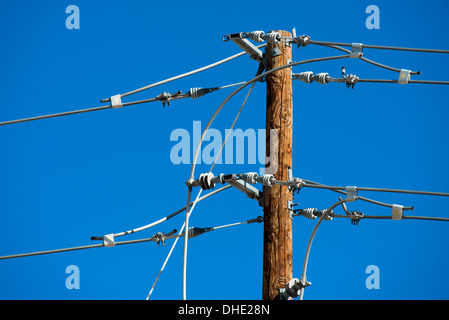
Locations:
310;43;421;75
90;185;231;240
0;233;171;261
209;81;256;173
299;198;346;300
332;214;449;222
327;77;449;85
182;81;257;300
101;44;267;102
302;183;449;197
0;81;248;127
302;178;414;210
145;215;262;300
308;40;449;54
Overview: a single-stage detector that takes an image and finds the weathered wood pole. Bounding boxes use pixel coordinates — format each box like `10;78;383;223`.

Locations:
262;30;293;300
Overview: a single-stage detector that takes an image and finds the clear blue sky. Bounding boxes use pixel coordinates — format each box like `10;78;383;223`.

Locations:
1;0;449;300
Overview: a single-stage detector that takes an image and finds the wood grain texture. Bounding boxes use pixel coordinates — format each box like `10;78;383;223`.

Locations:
262;30;293;300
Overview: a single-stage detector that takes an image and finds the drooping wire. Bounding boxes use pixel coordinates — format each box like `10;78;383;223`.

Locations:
299;198;346;300
90;185;232;240
100;44;267;102
182;81;257;300
308;40;449;54
302;183;449;197
0;81;248;127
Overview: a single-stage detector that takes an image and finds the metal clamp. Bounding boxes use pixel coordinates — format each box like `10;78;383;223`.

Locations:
288;200;299;219
280;278;311;300
398;69;411;84
103;233;115;247
350;211;364;225
345;186;358;202
350;43;363;58
392;204;404;220
226;33;264;63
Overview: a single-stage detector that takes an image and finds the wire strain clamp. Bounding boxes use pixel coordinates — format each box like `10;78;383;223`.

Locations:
190;87;218;99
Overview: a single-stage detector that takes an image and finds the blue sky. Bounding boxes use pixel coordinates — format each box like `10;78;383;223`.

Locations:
0;0;449;300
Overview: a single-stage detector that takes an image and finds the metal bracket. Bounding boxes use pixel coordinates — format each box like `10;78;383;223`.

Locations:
288;200;299;219
271;47;281;58
228;33;264;63
226;178;263;205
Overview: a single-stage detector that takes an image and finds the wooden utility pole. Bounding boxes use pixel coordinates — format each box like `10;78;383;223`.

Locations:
263;30;293;300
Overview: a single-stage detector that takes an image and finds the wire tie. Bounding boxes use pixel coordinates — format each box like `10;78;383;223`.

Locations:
103;233;116;247
392;204;404;220
350;43;363;58
110;94;123;109
345;186;358;202
398;69;411;84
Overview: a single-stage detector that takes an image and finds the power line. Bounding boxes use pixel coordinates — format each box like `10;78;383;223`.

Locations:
182;81;257;300
308;40;449;54
302;183;449;197
90;184;232;240
332;214;449;222
301;178;414;211
299;198;346;300
100;44;267;102
0;81;247;127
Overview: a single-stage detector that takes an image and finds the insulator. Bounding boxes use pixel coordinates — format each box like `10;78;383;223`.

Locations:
265;32;280;44
312;73;329;84
241;172;259;184
258;174;274;187
246;30;265;43
296;71;314;84
199;172;215;190
301;208;317;219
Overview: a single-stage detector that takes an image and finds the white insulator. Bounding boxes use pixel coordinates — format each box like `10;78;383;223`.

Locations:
241;172;259;184
246;30;265;43
297;72;313;84
313;73;329;84
259;174;274;187
265;32;280;44
301;208;317;219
